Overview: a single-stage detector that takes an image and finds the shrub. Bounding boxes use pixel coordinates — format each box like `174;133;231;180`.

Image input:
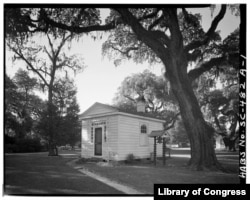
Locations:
5;138;44;153
125;153;135;164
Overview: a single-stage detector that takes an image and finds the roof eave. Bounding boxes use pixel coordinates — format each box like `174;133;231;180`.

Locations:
79;111;165;123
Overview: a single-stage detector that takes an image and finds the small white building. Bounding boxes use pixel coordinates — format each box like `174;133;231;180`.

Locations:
79;102;165;161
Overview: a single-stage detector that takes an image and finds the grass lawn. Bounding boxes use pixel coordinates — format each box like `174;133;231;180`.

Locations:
5;152;123;194
75;156;240;194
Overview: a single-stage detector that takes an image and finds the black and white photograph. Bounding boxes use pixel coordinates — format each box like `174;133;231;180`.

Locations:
3;2;247;197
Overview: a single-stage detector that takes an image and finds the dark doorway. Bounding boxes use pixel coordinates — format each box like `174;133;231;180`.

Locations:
94;127;102;156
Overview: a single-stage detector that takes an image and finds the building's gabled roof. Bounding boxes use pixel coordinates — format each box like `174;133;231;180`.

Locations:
79;102;165;122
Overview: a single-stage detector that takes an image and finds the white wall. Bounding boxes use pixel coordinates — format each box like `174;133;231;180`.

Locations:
81;115;119;159
81;114;164;161
117;115;164;160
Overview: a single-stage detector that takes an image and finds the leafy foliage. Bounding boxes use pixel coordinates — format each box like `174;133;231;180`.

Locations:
7;29;85;155
5;71;48;153
5;8;35;39
196;62;239;150
5;137;44;153
113;69;176;113
5;72;45;139
168;119;189;145
113;70;180;133
36;77;81;147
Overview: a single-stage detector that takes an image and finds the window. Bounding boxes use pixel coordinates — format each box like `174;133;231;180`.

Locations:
140;124;148;146
141;124;147;134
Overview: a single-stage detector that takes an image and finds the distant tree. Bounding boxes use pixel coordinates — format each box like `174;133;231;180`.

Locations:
14;69;38;98
192;29;240;151
7;32;84;156
36;77;81;149
168;118;190;145
5;71;44;139
53;78;81;147
61;98;81;148
114;70;176;112
5;74;22;137
114;70;180;133
200;87;239;151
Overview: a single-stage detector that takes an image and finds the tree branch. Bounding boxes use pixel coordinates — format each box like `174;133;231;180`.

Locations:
114;8;170;61
54;33;72;59
41;8;118;34
212;111;223;131
164;112;180;130
155;102;163;112
148;15;164;30
185;5;227;52
37;67;51;77
8;44;49;87
147;98;155;111
151;30;170;47
46;34;55;58
137;8;160;21
44;46;53;62
123;95;136;103
162;8;183;52
188;56;226;81
110;45;139;58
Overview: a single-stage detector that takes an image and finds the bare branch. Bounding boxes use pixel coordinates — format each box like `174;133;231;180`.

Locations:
164;112;180;130
54;33;72;59
37;66;51;77
44;46;53;62
123;95;136;103
46;34;55;58
8;44;49;87
110;45;139;58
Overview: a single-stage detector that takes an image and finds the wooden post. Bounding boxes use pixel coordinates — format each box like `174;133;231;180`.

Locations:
163;137;166;166
154;137;157;166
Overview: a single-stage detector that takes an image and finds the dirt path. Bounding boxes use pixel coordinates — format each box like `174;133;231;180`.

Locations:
67;159;145;194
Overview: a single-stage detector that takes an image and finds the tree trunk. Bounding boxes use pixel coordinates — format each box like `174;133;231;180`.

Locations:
47;83;58;156
163;56;222;170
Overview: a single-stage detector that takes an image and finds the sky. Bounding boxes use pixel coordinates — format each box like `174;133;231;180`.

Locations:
5;6;240;114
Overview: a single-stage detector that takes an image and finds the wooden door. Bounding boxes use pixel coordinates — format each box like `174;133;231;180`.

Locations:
94;127;102;156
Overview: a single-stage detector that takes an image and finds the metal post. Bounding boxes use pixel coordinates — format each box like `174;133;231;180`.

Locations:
163;137;166;166
154;137;157;166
